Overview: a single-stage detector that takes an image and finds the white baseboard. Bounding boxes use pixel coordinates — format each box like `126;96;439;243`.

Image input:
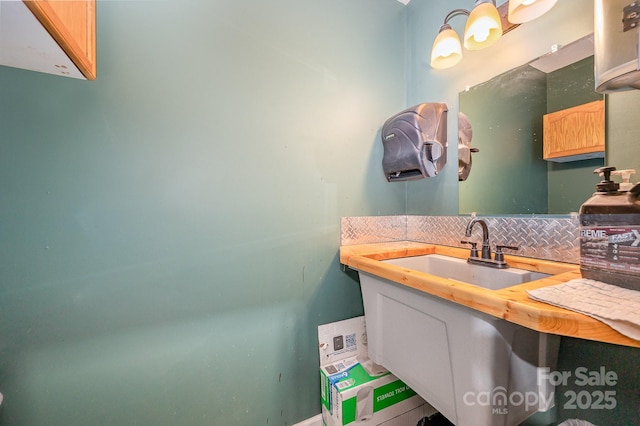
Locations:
292;413;322;426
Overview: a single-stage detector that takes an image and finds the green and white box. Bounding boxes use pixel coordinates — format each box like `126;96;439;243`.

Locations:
318;316;426;426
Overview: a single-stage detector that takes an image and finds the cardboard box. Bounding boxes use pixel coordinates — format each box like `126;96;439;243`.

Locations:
318;316;428;426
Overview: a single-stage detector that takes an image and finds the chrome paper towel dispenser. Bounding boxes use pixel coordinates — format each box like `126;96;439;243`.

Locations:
595;0;640;92
381;103;448;182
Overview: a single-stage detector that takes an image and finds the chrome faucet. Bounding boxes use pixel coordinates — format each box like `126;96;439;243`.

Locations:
464;218;491;259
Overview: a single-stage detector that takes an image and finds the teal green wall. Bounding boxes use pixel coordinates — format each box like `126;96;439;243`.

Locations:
3;1;640;425
0;1;406;424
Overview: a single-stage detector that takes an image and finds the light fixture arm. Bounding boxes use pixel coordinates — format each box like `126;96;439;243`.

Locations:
442;8;470;26
440;0;497;27
430;0;502;70
431;0;557;69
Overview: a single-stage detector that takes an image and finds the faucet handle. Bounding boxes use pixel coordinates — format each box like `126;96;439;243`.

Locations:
494;245;519;262
461;240;479;258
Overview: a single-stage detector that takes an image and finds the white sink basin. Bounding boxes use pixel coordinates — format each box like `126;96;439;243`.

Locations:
383;254;550;290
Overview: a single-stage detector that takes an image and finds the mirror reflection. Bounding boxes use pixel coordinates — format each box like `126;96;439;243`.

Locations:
458;35;605;215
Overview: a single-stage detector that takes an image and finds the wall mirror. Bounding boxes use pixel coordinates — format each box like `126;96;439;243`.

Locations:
458;35;605;216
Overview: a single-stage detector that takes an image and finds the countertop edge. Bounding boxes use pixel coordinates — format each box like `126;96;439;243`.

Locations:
341;241;640;349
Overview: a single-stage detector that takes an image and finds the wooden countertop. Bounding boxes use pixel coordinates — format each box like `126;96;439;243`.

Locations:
341;241;640;348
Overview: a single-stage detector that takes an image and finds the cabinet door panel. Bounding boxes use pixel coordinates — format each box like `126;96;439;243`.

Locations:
24;0;96;80
543;100;605;162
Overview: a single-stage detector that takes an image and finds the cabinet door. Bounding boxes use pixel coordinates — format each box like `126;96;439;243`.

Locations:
543;100;605;162
24;0;96;80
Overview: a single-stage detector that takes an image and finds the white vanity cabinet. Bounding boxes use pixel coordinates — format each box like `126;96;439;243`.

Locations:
0;0;96;80
358;269;560;426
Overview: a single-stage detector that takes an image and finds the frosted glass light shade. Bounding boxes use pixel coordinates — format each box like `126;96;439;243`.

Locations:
508;0;557;24
430;25;463;69
463;2;502;50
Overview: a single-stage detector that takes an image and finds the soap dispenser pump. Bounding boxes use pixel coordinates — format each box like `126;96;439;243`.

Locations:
612;169;637;192
580;166;640;214
594;166;619;193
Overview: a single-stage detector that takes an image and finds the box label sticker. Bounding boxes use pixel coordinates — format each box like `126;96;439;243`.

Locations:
580;225;640;277
374;380;417;411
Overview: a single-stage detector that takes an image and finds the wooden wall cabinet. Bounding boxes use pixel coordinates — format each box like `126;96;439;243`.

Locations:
543;100;605;162
0;0;96;80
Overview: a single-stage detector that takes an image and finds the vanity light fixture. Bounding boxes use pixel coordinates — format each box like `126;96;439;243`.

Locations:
508;0;557;24
430;0;558;69
430;9;468;69
430;0;502;69
464;0;503;50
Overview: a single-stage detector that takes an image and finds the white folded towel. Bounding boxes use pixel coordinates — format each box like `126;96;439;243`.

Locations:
527;278;640;341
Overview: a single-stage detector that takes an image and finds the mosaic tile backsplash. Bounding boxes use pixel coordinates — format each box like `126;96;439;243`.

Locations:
341;215;580;264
